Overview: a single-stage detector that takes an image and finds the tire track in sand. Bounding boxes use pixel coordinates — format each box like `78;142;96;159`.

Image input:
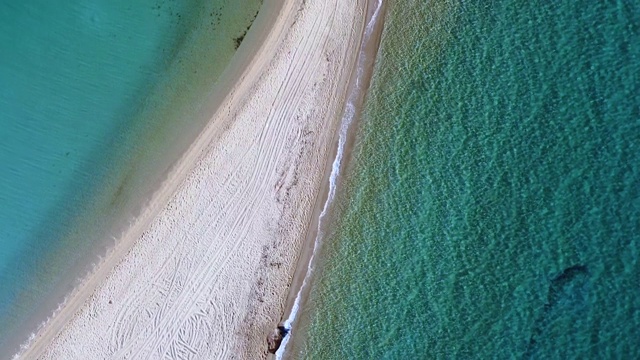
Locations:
110;1;340;358
37;0;366;359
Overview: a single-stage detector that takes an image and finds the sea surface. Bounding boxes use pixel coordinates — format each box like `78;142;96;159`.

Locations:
290;0;640;358
0;0;261;353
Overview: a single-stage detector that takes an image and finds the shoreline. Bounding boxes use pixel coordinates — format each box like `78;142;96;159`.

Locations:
13;0;290;358
16;0;368;359
0;1;268;356
276;0;388;357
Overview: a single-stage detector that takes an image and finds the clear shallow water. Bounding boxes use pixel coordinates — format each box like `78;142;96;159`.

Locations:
0;0;261;352
291;0;640;358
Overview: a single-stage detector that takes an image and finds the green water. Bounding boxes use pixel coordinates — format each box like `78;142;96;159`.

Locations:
291;0;640;358
0;0;261;352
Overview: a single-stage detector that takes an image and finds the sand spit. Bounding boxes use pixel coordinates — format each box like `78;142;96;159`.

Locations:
16;0;366;359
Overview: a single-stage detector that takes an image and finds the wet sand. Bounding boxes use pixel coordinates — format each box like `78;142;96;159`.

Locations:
276;0;387;357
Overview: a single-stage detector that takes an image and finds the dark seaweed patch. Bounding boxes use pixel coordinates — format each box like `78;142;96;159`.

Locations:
233;8;261;50
525;265;590;356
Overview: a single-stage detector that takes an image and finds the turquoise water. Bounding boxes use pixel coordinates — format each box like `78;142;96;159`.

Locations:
291;0;640;358
0;0;261;352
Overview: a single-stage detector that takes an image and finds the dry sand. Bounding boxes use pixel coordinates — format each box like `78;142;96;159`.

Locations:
16;0;367;359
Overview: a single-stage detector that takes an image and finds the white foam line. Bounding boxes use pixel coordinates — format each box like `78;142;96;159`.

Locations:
276;0;384;358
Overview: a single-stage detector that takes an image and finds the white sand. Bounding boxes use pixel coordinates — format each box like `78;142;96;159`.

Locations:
17;0;366;359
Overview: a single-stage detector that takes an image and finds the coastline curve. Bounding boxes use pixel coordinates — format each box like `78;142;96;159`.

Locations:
276;0;388;357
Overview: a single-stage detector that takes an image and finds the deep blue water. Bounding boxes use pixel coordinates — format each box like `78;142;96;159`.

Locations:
291;0;640;358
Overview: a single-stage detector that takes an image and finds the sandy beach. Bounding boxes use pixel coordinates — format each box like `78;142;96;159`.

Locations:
16;0;367;359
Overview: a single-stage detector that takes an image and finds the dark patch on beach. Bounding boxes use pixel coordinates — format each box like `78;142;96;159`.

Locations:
267;323;289;353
